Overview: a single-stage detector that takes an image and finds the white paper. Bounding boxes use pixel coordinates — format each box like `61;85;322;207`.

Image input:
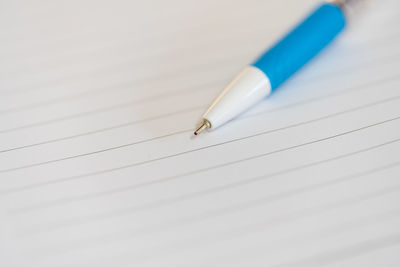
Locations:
0;0;400;266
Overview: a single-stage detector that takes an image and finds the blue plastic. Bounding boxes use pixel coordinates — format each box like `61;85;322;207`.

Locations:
252;3;346;91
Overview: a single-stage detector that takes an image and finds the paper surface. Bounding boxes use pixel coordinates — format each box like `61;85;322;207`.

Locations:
1;0;400;266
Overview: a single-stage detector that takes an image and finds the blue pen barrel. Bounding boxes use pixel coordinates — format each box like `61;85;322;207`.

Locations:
252;3;346;91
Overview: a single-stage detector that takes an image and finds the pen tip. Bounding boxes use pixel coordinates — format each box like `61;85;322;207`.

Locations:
193;119;211;136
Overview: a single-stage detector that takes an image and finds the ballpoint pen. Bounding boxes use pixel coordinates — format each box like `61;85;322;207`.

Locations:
194;0;366;136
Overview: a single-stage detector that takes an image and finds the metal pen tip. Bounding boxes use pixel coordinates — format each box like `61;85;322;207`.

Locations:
193;119;211;136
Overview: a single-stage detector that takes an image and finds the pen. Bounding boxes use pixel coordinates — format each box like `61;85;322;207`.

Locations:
194;0;365;136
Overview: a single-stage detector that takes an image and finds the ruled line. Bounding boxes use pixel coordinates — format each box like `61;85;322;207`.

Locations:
11;136;400;215
2;112;399;197
0;52;232;115
20;163;400;257
37;205;400;260
0;123;195;154
1;26;399;118
1;71;399;156
1;47;399;118
0;80;213;133
0;0;274;85
1;92;399;174
202;209;400;267
126;188;400;266
177;171;400;239
0;37;250;98
1;9;399;103
17;162;400;239
275;233;400;267
0;59;230;116
0;78;212;116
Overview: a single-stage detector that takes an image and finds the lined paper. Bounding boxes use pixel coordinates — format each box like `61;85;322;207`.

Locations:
1;0;400;266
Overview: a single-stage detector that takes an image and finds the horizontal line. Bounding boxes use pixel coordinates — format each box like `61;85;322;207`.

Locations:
128;188;400;265
37;206;400;259
2;28;399;100
0;51;399;151
0;5;282;90
119;189;400;264
0;110;202;154
178;164;400;232
1;91;399;175
0;36;250;98
1;47;400;119
1;71;400;155
238;210;400;265
0;58;233;115
0;79;215;133
0;23;397;97
1;30;400;119
0;80;209;116
2;110;399;197
276;233;400;267
10;134;400;214
16;155;400;236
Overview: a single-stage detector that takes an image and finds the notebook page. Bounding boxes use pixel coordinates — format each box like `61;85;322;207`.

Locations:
0;0;400;266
